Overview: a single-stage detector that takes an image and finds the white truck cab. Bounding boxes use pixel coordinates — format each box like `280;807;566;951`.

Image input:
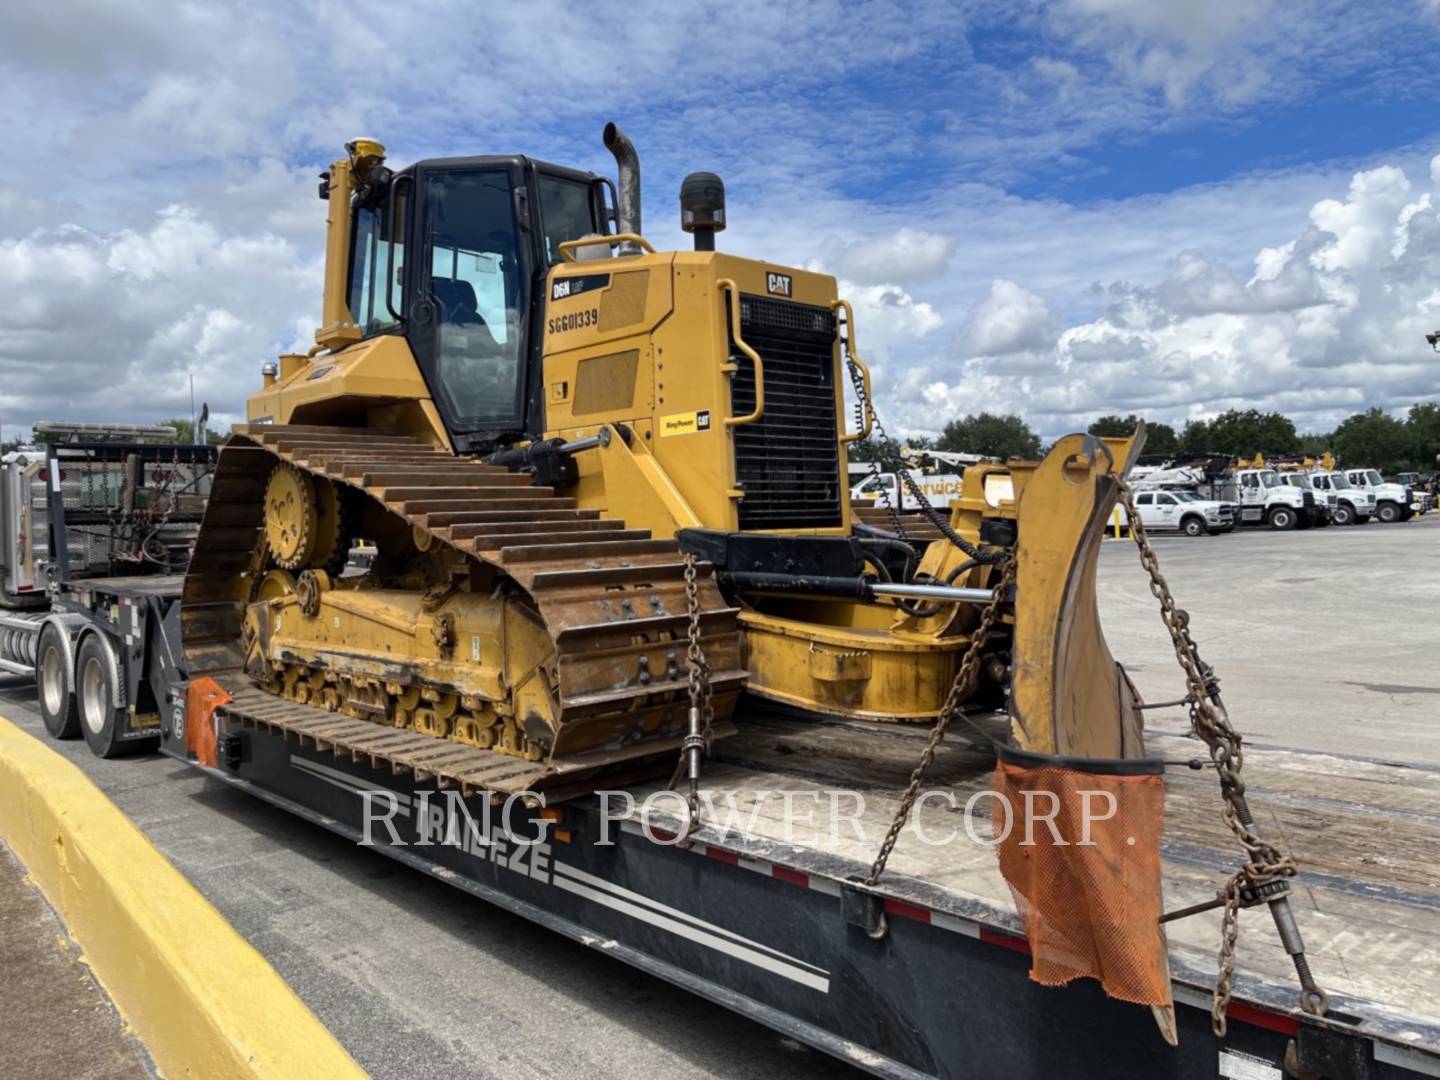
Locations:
1226;467;1315;530
1344;468;1415;523
850;470;965;512
1279;472;1333;526
1116;489;1235;536
1310;471;1373;525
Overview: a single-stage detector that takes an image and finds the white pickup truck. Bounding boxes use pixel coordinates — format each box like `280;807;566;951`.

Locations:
1344;468;1416;523
1113;489;1235;536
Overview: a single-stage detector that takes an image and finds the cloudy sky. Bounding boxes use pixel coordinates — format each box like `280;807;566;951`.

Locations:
4;0;1440;442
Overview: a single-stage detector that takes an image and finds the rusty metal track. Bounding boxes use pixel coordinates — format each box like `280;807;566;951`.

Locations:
183;424;747;797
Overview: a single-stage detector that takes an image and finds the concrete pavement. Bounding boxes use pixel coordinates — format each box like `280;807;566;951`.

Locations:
0;842;152;1079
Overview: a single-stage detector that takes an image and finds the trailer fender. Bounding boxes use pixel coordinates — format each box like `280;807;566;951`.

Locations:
38;612;87;695
75;625;126;712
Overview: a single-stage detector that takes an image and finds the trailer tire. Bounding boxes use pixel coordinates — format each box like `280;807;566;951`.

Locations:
37;623;79;739
1376;501;1400;524
76;632;155;759
1268;507;1297;530
1181;515;1207;537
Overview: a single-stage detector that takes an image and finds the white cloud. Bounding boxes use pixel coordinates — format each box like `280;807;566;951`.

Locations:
1;0;1439;445
826;228;955;285
0;208;317;431
957;279;1059;357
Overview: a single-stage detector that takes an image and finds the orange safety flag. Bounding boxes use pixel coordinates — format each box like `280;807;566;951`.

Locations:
992;746;1171;1008
185;676;232;769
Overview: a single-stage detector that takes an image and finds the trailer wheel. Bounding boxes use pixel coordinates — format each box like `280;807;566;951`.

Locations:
76;633;154;759
37;624;79;739
1267;507;1296;530
1181;515;1207;537
1376;501;1400;524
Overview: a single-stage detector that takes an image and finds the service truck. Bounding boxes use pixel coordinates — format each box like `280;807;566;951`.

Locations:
1345;468;1417;523
850;469;966;511
1133;460;1314;530
1278;471;1334;526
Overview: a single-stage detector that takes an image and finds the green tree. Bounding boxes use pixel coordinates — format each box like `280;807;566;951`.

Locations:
1180;418;1212;452
1087;414;1137;437
1178;409;1298;456
1408;402;1440;468
938;412;1041;460
1332;407;1413;472
1088;414;1177;455
1298;430;1334;457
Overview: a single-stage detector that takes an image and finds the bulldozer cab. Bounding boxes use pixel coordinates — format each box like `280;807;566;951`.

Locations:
343;154;610;450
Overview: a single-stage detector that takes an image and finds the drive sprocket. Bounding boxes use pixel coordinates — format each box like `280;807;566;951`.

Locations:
264;463;346;571
264;463;319;569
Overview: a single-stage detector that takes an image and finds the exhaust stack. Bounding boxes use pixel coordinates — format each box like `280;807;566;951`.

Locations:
603;122;642;253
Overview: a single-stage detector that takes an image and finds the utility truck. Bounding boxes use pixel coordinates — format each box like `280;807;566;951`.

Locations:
1310;470;1374;525
1131;456;1312;530
1344;468;1416;523
849;468;965;511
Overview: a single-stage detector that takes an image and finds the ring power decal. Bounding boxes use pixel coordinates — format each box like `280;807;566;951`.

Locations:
660;410;711;436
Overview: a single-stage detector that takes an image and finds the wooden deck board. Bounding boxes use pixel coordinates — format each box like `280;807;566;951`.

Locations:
622;708;1440;1029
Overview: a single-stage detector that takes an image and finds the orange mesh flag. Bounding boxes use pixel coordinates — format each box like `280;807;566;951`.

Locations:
185;676;232;769
992;746;1171;1008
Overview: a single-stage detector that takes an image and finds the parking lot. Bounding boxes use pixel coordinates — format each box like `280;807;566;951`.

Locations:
1;516;1436;1079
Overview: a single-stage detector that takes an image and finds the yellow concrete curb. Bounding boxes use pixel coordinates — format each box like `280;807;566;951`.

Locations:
0;717;366;1079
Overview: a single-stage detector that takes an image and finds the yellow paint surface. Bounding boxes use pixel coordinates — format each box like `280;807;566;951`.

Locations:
0;717;365;1079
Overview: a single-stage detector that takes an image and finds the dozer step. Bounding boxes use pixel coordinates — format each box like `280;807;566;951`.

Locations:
385;485;555;503
300;452;448;468
500;538;679;564
477;528;651;552
399;497;577;514
448;518;626;541
265;434;427;452
355;470;522;487
561;669;749;712
421;508;604;527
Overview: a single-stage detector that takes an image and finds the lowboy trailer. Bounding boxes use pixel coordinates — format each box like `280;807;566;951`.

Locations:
71;671;1429;1080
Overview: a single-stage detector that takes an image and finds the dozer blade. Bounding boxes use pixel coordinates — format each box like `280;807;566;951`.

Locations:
998;427;1178;1042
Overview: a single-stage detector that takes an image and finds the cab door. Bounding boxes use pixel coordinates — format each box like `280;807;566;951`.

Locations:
1152;492;1179;528
1134;492;1158;527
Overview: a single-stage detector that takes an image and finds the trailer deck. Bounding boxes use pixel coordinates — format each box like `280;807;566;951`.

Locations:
637;711;1440;1044
170;694;1440;1079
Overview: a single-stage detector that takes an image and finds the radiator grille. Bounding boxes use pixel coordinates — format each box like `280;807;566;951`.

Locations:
730;295;842;529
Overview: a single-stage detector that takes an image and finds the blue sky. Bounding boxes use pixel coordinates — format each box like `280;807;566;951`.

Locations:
3;0;1440;440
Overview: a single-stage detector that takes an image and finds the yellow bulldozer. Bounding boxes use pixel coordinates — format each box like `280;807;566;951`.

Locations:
178;124;1329;1034
182;124;1145;798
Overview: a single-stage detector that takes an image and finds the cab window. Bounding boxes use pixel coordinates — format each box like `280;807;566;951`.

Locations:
1136;493;1153;505
536;175;600;265
422;168;526;427
347;191;406;335
1156;493;1175;505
